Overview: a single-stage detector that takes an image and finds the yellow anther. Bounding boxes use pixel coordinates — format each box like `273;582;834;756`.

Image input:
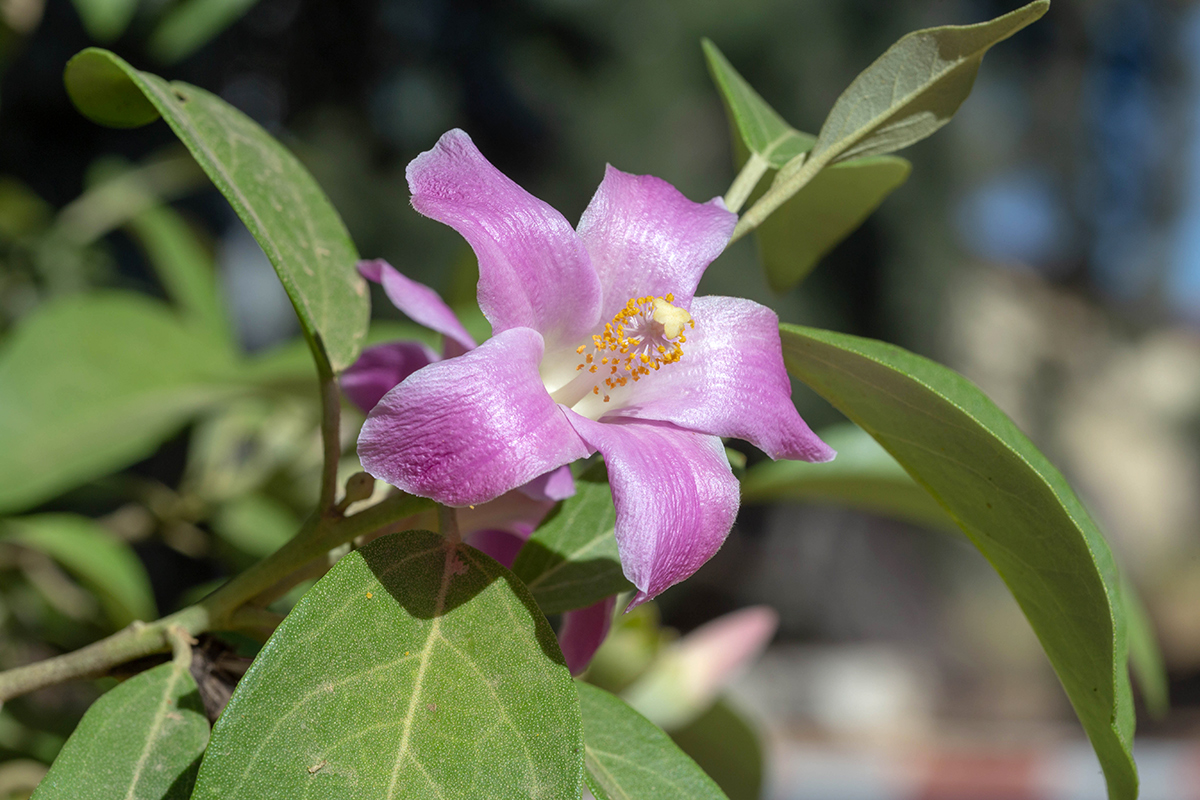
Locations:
576;345;586;354
603;394;611;402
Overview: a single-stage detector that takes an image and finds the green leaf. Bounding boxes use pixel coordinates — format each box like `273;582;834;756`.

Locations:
577;682;728;800
757;155;910;291
511;479;632;614
1;514;156;628
779;323;1136;800
813;0;1049;164
741;422;952;530
670;699;763;800
32;655;209;800
69;0;138;42
0;292;238;514
127;202;233;346
1122;576;1168;718
701;39;814;168
147;0;263;65
63;48;369;373
192;531;583;799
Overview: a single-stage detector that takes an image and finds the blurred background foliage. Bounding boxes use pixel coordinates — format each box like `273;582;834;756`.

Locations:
2;0;1200;798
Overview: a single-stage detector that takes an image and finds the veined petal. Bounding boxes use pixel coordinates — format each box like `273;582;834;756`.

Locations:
517;465;576;503
357;259;476;354
358;327;591;506
564;415;739;606
342;340;439;415
577;166;736;320
558;595;617;676
406;129;602;349
611;296;836;463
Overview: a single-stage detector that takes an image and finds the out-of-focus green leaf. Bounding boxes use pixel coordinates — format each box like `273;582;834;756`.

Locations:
1;514;156;628
577;682;727;800
0;292;238;514
69;0;138;42
192;531;583;799
0;177;51;241
670;699;763;800
757;155;910;291
64;48;369;373
211;494;299;558
701;39;812;168
1123;576;1168;718
32;651;209;800
127;203;232;346
741;422;952;530
147;0;262;65
779;323;1136;800
512;479;631;614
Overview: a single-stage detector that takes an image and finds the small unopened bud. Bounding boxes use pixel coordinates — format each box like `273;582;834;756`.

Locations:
343;472;376;505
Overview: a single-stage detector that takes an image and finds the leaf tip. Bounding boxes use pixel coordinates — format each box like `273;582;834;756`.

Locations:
64;48;160;129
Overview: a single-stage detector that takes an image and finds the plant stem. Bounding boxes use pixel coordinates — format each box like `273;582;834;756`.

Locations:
723;152;769;215
729;150;829;244
315;363;342;514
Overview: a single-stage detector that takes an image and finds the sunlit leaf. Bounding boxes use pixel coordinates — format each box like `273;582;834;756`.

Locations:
32;655;209;800
780;323;1136;800
577;682;727;800
512;479;631;614
0;292;238;514
64;48;369;373
192;531;583;799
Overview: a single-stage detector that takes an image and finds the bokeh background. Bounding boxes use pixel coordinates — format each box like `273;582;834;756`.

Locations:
3;0;1200;798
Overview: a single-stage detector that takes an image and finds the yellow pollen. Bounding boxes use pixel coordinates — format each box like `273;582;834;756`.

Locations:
568;294;693;400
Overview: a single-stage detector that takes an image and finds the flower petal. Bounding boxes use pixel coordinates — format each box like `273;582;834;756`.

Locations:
358;327;592;506
564;415;740;606
517;465;576;503
341;340;439;415
406;129;602;349
357;259;476;354
605;296;835;462
558;595;616;675
576;166;736;320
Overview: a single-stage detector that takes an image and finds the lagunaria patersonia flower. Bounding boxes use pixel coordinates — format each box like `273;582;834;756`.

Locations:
354;128;834;606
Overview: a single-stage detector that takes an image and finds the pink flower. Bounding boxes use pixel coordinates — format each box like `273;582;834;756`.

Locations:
355;129;833;606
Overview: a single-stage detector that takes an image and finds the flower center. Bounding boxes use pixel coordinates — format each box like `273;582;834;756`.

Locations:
550;294;693;409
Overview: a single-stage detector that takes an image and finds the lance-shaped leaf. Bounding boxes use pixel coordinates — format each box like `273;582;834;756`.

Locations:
577;682;727;800
0;292;238;514
63;48;369;373
512;479;632;614
779;323;1136;800
2;514;156;628
738;1;1048;237
741;422;952;530
703;39;910;288
192;531;583;800
32;649;209;800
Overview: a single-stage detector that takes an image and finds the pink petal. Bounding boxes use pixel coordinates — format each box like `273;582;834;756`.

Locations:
612;296;835;462
456;489;555;538
358;327;591;506
341;340;439;415
576;166;736;322
517;465;577;503
406;129;602;350
564;415;740;606
466;529;527;569
357;259;476;354
558;595;617;675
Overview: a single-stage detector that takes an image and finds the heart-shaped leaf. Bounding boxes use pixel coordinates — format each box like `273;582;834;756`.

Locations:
779;323;1136;799
63;48;369;374
192;530;583;799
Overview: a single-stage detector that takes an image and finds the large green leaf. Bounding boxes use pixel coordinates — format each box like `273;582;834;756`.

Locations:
741;422;952;530
192;531;583;799
63;48;369;373
779;323;1136;799
577;682;727;800
511;479;631;614
0;292;237;514
32;651;209;800
756;155;910;291
1;514;156;628
701;39;813;169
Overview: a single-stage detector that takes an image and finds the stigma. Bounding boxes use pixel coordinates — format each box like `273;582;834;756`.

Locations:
572;294;693;403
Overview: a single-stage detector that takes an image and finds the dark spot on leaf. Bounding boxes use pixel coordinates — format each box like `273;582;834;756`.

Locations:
986;502;992;509
173;89;188;103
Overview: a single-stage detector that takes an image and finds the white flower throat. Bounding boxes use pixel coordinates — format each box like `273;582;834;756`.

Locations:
547;294;693;415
